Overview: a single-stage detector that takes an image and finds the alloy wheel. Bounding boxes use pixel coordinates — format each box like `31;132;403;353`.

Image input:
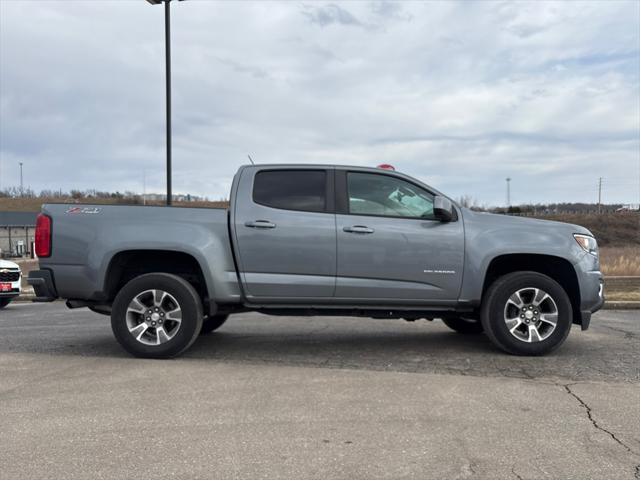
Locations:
503;287;558;343
125;289;182;346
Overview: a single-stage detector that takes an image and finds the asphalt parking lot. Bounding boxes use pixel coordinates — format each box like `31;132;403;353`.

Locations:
1;302;638;480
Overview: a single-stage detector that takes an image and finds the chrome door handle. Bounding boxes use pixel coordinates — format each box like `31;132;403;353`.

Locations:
245;220;276;229
343;225;374;234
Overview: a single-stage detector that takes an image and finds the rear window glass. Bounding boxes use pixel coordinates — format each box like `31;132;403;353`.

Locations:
253;170;327;212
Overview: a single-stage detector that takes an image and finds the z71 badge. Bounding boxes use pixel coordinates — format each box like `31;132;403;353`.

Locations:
66;207;102;215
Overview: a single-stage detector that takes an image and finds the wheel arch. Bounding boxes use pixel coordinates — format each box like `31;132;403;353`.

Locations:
104;249;212;312
482;254;582;327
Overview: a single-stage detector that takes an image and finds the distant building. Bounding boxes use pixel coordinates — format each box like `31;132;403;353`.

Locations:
615;204;640;213
0;211;38;258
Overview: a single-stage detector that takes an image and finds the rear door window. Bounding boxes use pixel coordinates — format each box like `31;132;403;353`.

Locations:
253;170;327;213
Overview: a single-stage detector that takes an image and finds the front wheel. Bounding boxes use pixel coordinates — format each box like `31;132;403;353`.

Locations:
0;298;12;309
111;273;203;359
481;271;573;356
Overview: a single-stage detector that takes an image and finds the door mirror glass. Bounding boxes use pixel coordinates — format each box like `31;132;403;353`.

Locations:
433;196;454;222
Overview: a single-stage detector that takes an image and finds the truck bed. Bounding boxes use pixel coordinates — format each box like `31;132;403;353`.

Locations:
39;204;241;303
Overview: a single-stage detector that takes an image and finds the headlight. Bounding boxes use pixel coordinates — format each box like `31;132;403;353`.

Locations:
574;234;598;256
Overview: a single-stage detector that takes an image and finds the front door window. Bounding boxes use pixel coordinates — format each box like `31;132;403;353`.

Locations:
347;172;435;220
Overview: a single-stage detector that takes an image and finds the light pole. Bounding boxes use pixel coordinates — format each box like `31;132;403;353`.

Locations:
506;177;511;208
19;162;23;196
146;0;183;206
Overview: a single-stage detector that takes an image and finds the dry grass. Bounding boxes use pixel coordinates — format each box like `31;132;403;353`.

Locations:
599;246;640;276
605;289;640;301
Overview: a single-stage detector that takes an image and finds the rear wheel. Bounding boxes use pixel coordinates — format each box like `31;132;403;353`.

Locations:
442;317;483;334
481;271;572;356
0;298;12;309
200;314;229;334
111;273;203;359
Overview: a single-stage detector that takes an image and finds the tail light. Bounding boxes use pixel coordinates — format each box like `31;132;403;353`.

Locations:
35;214;52;258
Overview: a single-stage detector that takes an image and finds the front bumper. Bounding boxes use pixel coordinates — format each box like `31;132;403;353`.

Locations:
27;270;58;302
0;290;20;299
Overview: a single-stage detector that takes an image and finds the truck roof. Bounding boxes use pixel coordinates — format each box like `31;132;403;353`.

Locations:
236;163;451;201
239;163;399;173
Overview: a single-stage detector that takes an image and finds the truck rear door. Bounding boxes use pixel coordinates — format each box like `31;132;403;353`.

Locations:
232;167;336;300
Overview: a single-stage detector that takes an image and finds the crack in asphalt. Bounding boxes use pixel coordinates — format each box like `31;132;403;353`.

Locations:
599;324;637;339
562;382;640;479
455;459;476;479
563;383;639;458
518;366;536;380
511;465;524;480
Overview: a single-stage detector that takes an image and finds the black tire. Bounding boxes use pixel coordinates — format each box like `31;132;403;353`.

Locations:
200;314;229;334
442;317;483;334
111;273;203;359
0;298;12;309
481;271;573;356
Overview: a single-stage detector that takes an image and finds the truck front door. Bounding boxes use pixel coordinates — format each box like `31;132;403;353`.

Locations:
334;170;464;304
232;167;336;300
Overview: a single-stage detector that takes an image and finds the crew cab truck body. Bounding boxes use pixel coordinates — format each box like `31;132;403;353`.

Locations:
28;165;604;358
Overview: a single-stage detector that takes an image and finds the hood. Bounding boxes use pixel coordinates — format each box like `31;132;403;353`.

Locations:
461;209;592;236
0;259;20;270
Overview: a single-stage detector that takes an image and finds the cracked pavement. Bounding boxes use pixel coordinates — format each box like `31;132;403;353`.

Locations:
1;303;638;479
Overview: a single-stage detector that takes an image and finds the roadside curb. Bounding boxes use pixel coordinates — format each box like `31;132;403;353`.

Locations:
602;301;640;310
15;294;36;303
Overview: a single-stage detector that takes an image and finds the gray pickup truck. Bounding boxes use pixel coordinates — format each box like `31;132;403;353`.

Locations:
29;165;604;358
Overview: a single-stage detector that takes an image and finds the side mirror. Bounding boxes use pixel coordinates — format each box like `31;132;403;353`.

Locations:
433;196;454;222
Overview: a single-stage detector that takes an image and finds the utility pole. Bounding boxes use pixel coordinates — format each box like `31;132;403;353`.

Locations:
506;177;511;209
19;162;23;196
597;177;603;214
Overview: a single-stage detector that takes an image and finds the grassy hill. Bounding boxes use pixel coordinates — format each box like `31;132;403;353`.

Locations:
536;213;639;247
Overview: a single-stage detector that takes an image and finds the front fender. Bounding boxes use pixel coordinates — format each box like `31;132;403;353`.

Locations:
458;211;587;303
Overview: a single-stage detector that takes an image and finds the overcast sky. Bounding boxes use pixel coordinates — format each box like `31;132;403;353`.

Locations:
1;0;639;206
